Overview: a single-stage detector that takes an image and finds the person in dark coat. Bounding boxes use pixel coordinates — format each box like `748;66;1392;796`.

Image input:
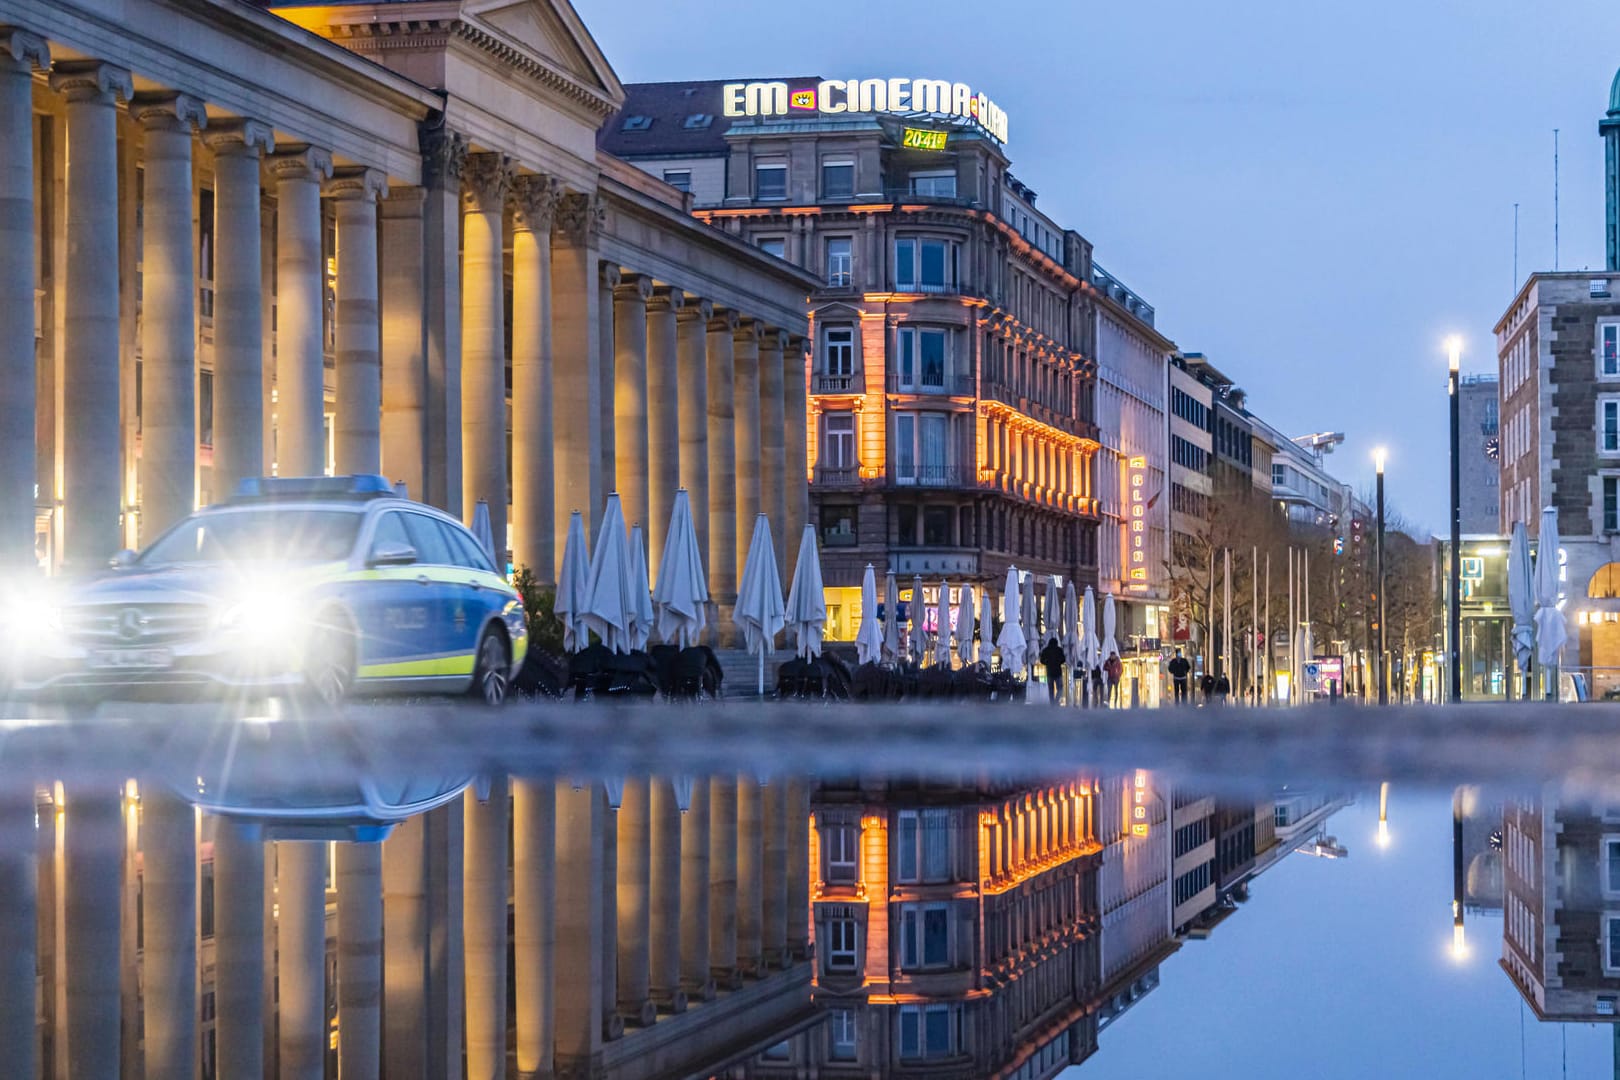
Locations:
1199;671;1216;704
1039;637;1066;703
1167;648;1191;704
1213;671;1230;706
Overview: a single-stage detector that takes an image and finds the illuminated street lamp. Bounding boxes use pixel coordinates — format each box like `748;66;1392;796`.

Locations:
1451;786;1467;961
1447;337;1463;704
1376;780;1391;849
1375;447;1388;706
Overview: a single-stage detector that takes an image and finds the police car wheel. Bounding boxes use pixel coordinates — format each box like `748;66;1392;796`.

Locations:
472;628;509;707
303;621;354;706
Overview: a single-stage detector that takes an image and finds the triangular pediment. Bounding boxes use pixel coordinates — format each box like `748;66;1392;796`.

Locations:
461;0;623;103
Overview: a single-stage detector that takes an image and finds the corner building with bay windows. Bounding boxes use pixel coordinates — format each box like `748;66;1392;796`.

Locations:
605;79;1102;640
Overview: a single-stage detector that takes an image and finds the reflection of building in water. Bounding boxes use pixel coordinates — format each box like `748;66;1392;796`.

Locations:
1458;785;1505;914
753;776;1106;1077
1501;792;1620;1022
1096;771;1176;1025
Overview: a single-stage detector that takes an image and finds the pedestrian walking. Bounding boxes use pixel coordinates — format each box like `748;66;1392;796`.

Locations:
1040;637;1066;703
1214;671;1230;706
1200;671;1216;705
1104;651;1124;707
1168;648;1191;704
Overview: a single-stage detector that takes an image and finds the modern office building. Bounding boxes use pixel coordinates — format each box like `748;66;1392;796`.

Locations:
605;77;1102;638
6;0;818;651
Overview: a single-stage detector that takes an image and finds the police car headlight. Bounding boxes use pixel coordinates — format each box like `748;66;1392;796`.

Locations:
221;589;303;646
0;582;61;647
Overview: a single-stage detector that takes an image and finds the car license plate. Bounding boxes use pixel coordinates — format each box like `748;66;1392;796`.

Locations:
88;647;174;671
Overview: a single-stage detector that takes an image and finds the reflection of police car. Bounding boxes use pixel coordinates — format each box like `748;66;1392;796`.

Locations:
10;475;527;704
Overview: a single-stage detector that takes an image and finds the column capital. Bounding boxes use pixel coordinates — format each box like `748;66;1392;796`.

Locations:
0;28;49;72
707;308;738;334
509;173;563;234
202;118;274;158
49;60;132;104
733;319;762;347
462;152;512;215
649;287;686;315
599;262;621;291
614;274;653;304
325;166;388;202
758;328;790;352
419;120;467;190
786;335;807;355
267;144;334;183
553;191;605;247
131;91;207;134
678;298;713;323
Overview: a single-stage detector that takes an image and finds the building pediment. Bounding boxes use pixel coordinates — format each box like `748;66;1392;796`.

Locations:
460;0;622;104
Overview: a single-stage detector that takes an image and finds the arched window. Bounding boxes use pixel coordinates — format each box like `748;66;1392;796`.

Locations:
1589;563;1620;598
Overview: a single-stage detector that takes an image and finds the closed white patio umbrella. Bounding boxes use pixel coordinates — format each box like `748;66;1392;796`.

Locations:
783;525;826;660
627;524;655;652
556;510;590;653
855;564;883;665
1043;575;1061;645
955;584;976;666
933;581;952;666
583;494;635;654
884;569;900;662
1021;571;1037;678
1534;505;1567;700
1101;593;1119;662
1081;586;1099;686
652;489;709;648
1063;580;1080;703
733;513;785;694
997;566;1027;674
1507;519;1534;699
978;590;994;665
909;574;925;663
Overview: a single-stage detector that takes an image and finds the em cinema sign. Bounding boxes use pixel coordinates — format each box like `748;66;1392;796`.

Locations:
722;78;1010;143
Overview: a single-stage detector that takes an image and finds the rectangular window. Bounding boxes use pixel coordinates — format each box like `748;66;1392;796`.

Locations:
825;326;854;377
1603;323;1620;376
825;822;858;881
662;169;692;192
821;159;854;199
1609;915;1620;972
823;413;855;470
1607;837;1620;895
920;239;947;289
898;1004;956;1060
896;808;951;881
899;902;951;969
198;370;214;449
895;239;916;290
920;414;947;482
754;162;787;200
896;327;948;390
757;237;786;259
1606;400;1620;453
894;238;957;292
829;1008;858;1061
911;171;956;197
198;188;215;320
896;414;916;484
820;503;858;548
826;917;859;971
826;237;853;287
923;506;951;545
1607;477;1619;533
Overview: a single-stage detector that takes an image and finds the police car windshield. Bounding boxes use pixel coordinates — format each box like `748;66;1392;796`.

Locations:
140;508;362;566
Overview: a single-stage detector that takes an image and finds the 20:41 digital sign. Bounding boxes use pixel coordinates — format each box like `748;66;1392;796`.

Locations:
901;127;949;151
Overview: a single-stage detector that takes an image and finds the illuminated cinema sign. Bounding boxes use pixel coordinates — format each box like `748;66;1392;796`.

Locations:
1127;456;1149;590
722;78;1010;143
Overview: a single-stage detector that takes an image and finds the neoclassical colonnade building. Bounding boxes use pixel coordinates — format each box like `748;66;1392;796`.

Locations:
0;0;815;629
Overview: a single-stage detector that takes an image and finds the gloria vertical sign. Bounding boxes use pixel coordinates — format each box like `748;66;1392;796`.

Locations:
1131;769;1151;837
1128;456;1149;589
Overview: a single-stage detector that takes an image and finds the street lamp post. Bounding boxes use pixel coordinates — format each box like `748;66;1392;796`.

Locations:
1375;447;1387;706
1448;338;1463;704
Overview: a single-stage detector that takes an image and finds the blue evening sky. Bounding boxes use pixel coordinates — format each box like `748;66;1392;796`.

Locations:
575;0;1620;533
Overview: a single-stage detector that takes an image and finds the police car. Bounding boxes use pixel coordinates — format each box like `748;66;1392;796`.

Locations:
8;475;527;704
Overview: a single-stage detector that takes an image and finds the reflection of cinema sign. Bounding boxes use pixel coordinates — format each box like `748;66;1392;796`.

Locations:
1127;456;1149;590
722;78;1010;143
1131;769;1151;837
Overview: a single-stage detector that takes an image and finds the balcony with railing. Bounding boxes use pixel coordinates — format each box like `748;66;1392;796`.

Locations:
886;373;976;397
891;464;975;489
812;372;860;394
981;379;1089;437
814;464;863;489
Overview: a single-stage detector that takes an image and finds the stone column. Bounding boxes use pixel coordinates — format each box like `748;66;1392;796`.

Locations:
599;265;618;500
213;818;264;1080
269;145;333;478
784;337;809;576
513;778;555;1080
601;786;620;1037
328;168;386;476
0;31;45;565
733;321;763;594
380;186;426;498
51;62;131;566
646;289;683;568
0;787;34;1079
461;153;511;549
708;774;739;986
736;775;764;977
616;776;655;1025
204;120;272;500
133;94;205;537
706;312;738;641
463;778;509;1080
649;778;686;1012
551;193;603;552
679;777;714;1001
419;123;466;512
278;840;326;1080
141;787;197;1078
759;329;787;570
555;782;604;1077
677;301;712;575
614;275;652;535
786;780;812;959
337;842;383;1080
510;175;561;580
762;779;788;968
64;785;123;1079
382;804;464;1080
